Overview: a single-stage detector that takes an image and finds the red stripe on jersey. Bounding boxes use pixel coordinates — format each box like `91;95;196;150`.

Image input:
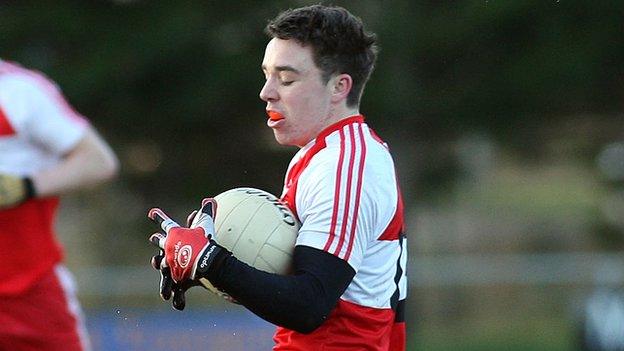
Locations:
345;123;367;261
323;128;346;252
315;115;364;141
280;115;365;251
369;127;386;147
333;124;357;257
281;138;328;218
378;186;405;241
0;106;16;136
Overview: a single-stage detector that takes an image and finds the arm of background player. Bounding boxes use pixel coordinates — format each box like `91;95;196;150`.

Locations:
207;245;355;334
31;127;119;197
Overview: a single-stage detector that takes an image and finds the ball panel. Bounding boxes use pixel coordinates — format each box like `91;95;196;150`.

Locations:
200;187;300;300
213;194;258;251
213;190;252;231
230;202;285;265
265;223;298;253
253;256;275;273
257;244;293;274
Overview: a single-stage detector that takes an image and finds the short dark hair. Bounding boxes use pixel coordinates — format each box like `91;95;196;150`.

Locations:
265;5;378;107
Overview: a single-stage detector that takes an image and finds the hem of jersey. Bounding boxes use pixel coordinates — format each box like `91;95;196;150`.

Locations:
55;123;88;156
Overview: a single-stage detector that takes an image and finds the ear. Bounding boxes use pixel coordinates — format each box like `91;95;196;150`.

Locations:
330;74;353;103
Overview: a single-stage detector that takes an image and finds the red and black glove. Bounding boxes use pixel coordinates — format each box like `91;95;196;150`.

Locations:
148;207;202;306
149;253;199;310
148;198;230;310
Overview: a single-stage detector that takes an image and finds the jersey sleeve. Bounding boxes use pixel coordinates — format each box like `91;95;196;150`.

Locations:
208;245;355;334
294;146;372;272
8;74;87;156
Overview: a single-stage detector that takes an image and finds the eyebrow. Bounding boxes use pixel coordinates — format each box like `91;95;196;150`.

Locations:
262;64;301;74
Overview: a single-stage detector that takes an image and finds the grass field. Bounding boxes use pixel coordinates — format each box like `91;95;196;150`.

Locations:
409;316;577;351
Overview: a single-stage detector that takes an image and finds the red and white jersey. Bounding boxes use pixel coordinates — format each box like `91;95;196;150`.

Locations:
275;115;407;351
0;59;87;294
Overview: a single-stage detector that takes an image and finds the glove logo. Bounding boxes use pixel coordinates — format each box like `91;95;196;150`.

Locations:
199;245;217;270
177;245;193;268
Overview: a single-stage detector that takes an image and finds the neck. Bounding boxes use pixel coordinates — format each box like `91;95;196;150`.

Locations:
329;105;360;125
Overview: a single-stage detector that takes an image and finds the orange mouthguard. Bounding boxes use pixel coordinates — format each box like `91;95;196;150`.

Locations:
267;111;284;121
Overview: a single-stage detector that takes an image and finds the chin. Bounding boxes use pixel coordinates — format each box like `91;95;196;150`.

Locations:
272;131;289;145
273;132;299;147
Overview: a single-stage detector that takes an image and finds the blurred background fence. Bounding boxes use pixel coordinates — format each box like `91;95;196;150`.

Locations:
2;0;624;350
70;252;624;350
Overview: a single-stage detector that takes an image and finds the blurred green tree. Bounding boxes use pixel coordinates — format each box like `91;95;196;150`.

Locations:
1;0;622;202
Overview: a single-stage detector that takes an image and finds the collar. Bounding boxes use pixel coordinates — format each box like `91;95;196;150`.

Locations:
315;114;365;143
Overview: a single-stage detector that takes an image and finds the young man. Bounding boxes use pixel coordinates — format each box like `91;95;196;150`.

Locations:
148;5;407;350
0;59;119;350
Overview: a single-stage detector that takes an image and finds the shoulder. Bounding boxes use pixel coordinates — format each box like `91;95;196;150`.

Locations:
0;68;45;127
0;73;37;95
300;122;396;180
0;61;61;97
1;74;61;108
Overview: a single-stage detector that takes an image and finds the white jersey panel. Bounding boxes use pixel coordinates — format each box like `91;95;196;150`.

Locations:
341;240;402;308
290;120;405;308
398;236;408;301
0;62;87;176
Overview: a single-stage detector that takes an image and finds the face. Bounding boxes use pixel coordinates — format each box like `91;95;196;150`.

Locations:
260;38;334;147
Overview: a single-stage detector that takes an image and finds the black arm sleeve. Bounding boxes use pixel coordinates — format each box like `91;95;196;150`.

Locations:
206;245;355;334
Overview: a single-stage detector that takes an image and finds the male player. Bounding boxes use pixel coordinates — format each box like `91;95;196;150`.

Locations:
0;59;119;350
148;5;407;350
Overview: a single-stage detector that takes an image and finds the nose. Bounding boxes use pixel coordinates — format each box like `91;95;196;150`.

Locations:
259;78;278;102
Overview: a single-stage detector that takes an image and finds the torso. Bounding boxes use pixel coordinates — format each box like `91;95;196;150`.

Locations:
275;115;407;351
0;60;87;294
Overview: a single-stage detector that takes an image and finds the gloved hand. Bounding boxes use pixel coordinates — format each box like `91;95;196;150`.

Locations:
150;252;201;310
148;198;230;310
0;174;35;209
148;204;206;310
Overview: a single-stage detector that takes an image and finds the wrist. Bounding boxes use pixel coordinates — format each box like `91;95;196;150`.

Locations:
194;241;231;279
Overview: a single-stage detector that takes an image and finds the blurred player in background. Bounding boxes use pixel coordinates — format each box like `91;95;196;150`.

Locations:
148;5;407;350
0;59;119;350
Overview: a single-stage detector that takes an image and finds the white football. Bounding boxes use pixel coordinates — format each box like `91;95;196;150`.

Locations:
198;187;300;299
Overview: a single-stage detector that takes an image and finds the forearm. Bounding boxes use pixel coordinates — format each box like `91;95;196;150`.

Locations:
213;260;326;332
207;245;354;333
32;127;118;197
